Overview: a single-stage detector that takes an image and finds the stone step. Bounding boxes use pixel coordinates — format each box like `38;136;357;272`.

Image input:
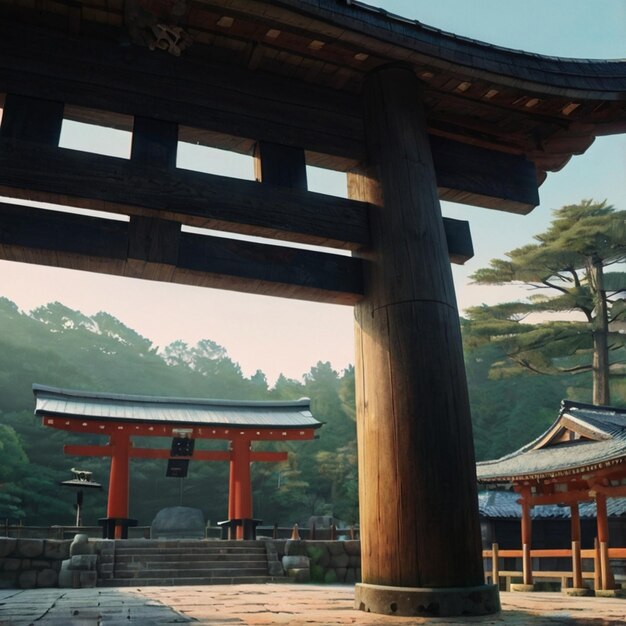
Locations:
115;554;268;565
113;566;269;579
99;575;285;587
113;540;267;549
115;560;267;572
114;546;266;555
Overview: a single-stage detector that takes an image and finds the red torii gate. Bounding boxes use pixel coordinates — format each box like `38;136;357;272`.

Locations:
33;384;322;539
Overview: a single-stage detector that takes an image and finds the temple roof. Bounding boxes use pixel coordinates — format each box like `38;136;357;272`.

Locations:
33;384;322;429
478;490;626;520
477;400;626;483
2;0;625;195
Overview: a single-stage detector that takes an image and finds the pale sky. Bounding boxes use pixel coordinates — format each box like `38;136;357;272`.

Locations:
0;1;625;384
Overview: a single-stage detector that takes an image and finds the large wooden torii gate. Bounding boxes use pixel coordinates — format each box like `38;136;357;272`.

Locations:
0;0;625;617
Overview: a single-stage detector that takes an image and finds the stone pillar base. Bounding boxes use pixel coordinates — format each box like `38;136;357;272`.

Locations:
562;587;593;597
510;583;535;592
354;582;500;618
595;588;626;598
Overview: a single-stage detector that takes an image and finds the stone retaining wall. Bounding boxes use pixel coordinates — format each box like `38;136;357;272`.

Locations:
0;535;110;589
0;537;70;588
274;540;361;584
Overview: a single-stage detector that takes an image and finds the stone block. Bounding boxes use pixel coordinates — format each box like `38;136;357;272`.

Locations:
16;539;44;558
44;539;70;560
79;571;97;588
344;540;360;556
345;568;356;584
310;564;325;582
284;540;307;556
348;555;360;568
69;554;98;571
2;558;22;571
37;568;58;588
268;561;284;577
18;570;37;589
595;588;626;598
562;587;593;597
330;553;349;568
356;568;361;582
274;540;286;558
324;569;338;584
327;542;345;556
32;559;51;568
0;572;17;588
70;534;92;556
306;543;330;567
151;506;205;539
282;555;309;570
287;567;310;583
0;537;17;558
58;559;75;588
336;567;347;582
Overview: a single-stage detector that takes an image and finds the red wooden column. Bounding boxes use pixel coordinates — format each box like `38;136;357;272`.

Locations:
349;65;498;617
230;437;252;539
519;488;534;589
570;501;584;590
596;492;615;590
107;430;131;539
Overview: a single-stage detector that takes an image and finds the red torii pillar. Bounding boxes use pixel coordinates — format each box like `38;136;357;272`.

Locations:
107;431;131;539
64;432;287;539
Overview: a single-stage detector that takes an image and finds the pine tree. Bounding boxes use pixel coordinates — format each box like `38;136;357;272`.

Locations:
467;200;626;405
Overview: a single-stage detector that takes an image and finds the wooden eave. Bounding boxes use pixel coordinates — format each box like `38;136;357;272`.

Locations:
1;0;625;186
479;456;626;485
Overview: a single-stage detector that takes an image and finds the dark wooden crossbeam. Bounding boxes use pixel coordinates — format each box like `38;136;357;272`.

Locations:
0;19;540;213
0;138;474;262
0;138;368;250
0;202;363;304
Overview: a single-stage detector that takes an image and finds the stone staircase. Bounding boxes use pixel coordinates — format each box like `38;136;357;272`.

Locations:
98;539;285;586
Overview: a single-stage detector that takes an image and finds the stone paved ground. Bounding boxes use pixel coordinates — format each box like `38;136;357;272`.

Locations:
1;585;625;625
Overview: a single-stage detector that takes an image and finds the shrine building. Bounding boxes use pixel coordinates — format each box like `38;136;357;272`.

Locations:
478;400;626;593
33;384;322;540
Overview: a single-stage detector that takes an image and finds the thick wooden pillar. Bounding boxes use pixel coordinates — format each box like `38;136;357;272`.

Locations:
350;65;498;617
107;431;131;539
230;437;252;539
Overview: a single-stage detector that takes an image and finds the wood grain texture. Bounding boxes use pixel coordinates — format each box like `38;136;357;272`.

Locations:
131;116;179;170
351;66;483;589
0;93;64;145
0;139;369;250
254;141;308;191
0;201;363;304
0;18;541;212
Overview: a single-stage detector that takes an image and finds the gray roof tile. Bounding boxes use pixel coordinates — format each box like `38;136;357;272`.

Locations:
33;384;322;429
479;490;626;519
477;400;626;482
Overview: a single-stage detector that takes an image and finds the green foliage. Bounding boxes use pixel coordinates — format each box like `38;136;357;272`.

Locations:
467;200;626;400
0;300;357;527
